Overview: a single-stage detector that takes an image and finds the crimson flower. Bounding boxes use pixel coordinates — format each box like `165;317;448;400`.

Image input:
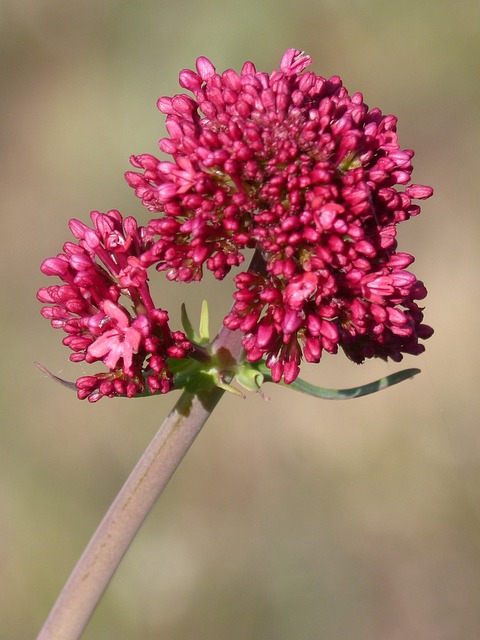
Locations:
125;49;433;384
37;210;191;401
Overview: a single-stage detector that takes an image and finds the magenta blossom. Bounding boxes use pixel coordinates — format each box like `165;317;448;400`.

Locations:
37;210;191;401
125;49;433;383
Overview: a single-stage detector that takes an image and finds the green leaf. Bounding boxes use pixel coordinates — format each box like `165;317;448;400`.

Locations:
198;300;210;343
181;301;211;346
254;363;421;400
180;303;197;342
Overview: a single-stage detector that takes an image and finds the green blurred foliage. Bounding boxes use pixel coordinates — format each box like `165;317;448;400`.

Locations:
1;0;480;638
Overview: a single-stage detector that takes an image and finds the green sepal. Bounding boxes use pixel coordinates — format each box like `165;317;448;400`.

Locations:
252;362;421;400
234;362;265;394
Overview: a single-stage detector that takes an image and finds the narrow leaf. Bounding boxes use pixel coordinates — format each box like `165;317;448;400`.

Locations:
35;362;77;391
256;363;421;400
180;303;197;342
198;300;210;343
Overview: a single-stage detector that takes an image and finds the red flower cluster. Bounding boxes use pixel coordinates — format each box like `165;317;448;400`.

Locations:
39;50;433;396
37;210;191;401
125;49;433;384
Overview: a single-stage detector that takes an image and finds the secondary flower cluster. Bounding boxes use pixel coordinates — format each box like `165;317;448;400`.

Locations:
38;210;191;401
39;49;433;398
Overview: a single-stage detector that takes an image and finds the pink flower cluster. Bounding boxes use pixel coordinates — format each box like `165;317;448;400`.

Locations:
39;50;433;397
38;210;191;401
124;49;433;384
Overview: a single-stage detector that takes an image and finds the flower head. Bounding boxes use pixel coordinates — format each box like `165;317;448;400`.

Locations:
37;210;191;401
125;49;433;383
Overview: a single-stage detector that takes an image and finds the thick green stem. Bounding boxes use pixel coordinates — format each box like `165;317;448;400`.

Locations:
36;324;244;640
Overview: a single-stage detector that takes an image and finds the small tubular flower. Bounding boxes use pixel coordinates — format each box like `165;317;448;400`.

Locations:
37;210;191;401
126;49;433;383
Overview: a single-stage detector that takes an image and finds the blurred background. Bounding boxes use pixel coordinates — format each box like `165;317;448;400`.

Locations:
1;1;479;638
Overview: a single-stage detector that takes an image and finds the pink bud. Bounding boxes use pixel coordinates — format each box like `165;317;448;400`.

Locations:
283;360;300;384
256;322;275;349
179;69;202;92
406;184;433;199
69;219;89;239
196;56;216;81
41;256;69;276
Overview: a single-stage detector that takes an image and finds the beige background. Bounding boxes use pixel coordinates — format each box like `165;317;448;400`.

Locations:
1;1;479;638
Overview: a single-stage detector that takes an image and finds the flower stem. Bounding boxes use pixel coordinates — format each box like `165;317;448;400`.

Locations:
36;321;245;640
